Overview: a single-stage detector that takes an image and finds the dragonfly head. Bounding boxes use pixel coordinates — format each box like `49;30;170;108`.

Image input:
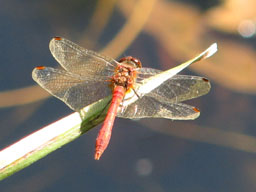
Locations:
119;56;142;68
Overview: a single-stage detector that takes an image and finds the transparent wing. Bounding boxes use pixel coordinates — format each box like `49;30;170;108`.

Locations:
136;67;211;103
32;67;111;111
118;96;200;120
49;37;117;77
136;67;162;80
147;75;210;103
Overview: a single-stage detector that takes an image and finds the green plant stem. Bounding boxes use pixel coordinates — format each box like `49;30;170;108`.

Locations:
0;96;111;181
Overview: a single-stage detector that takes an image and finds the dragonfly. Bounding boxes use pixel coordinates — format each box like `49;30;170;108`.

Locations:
32;37;216;160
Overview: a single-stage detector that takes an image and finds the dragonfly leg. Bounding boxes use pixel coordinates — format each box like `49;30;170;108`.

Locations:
132;88;140;99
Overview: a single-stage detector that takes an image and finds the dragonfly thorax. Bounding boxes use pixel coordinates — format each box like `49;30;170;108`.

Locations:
111;64;137;90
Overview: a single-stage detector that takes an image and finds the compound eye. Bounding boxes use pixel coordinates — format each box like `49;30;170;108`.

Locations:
118;56;142;68
119;57;127;63
131;57;142;68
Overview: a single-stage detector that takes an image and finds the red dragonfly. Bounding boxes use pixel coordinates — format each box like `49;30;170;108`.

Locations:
32;37;214;160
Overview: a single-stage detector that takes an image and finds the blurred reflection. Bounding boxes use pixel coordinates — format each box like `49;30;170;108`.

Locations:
135;158;153;176
238;20;256;38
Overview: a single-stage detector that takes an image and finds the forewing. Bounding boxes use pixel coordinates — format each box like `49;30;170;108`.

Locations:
136;67;162;81
32;67;111;111
49;37;117;77
136;68;210;103
147;75;210;103
118;96;200;120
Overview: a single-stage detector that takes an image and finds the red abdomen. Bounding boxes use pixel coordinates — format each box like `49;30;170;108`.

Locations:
94;86;125;160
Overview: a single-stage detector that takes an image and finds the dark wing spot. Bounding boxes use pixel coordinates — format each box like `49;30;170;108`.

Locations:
193;107;200;113
202;78;209;82
54;37;62;41
35;66;46;70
